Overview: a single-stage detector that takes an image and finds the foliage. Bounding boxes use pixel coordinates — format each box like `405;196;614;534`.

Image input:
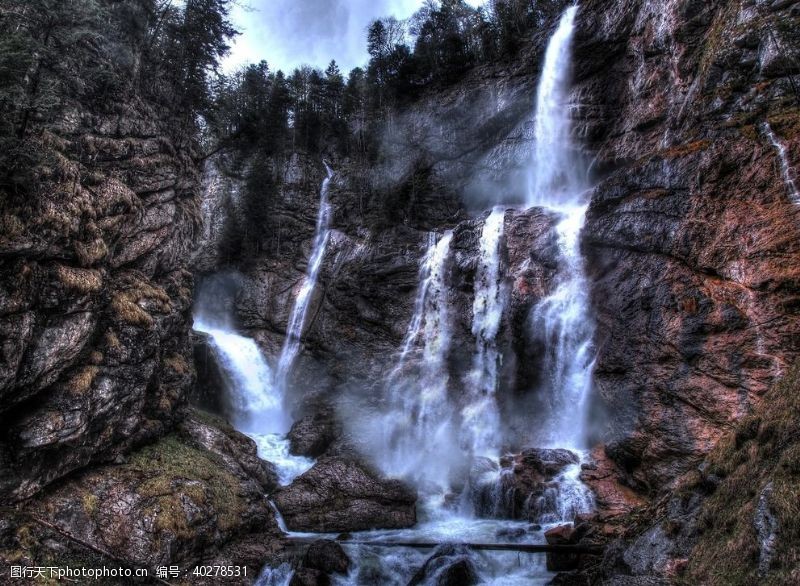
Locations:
0;0;237;193
678;365;800;585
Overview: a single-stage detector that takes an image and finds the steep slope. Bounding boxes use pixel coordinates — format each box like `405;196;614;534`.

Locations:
0;97;199;503
575;0;800;492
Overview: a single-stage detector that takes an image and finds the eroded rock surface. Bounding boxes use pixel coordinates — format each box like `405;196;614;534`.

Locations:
0;412;283;577
272;456;417;532
0;99;199;503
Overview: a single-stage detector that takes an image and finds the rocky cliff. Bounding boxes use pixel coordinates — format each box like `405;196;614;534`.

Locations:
200;0;800;582
0;98;199;503
1;0;799;583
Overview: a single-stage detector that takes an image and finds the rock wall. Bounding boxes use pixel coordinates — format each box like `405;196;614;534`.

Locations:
575;0;800;491
0;98;199;503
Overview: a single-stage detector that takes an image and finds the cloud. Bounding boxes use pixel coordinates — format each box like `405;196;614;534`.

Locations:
224;0;489;74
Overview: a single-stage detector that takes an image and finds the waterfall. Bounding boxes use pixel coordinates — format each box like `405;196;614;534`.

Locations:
194;318;314;485
394;232;454;371
276;164;335;389
530;207;595;450
763;122;799;203
461;207;507;458
524;4;595;520
528;5;581;208
379;231;457;492
194;321;286;433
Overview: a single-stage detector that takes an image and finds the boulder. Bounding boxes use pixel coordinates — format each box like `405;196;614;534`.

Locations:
409;544;479;586
471;448;579;521
288;411;339;458
302;539;351;575
290;568;330;586
545;524;580;572
4;412;281;572
272;456;416;532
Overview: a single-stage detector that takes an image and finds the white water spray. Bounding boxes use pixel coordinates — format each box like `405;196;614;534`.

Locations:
379;232;457;491
193;319;313;485
763;122;799;203
530;208;595;451
461;207;507;458
525;4;595;518
528;5;581;208
276;164;335;389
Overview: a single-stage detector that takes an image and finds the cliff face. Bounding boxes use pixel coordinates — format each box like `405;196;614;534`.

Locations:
216;0;800;501
575;0;800;492
0;99;199;503
2;0;799;581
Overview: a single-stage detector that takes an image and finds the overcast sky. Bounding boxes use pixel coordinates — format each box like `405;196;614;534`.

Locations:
225;0;490;74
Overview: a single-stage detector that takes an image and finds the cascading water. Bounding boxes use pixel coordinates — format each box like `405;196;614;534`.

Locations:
525;4;595;519
763;122;799;203
530;208;595;450
276;164;335;389
378;231;457;493
193;317;313;485
528;6;582;208
461;207;506;458
257;7;597;584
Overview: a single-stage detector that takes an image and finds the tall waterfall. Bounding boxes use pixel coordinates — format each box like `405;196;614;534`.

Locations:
193;318;313;485
526;5;595;452
763;122;799;203
528;5;581;208
530;208;595;450
276;164;334;389
461;207;507;458
379;232;457;492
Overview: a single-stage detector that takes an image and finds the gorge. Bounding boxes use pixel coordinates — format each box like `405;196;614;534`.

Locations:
1;0;800;585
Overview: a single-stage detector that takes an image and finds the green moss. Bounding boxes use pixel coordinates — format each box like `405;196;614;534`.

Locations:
82;494;99;517
680;365;800;586
126;434;243;534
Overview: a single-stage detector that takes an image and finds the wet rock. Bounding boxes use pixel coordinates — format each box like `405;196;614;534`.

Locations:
180;411;279;493
495;527;526;540
545;524;580;572
302;539;351;575
408;544;479;586
272;456;417;532
288;410;339;458
191;331;231;417
471;449;579;521
10;412;281;569
290;568;330;586
580;446;647;522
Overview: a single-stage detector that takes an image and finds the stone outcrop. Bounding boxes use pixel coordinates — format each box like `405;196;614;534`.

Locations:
0;411;284;577
471;448;580;521
0;98;200;503
272;456;417;532
408;544;479;586
575;0;800;492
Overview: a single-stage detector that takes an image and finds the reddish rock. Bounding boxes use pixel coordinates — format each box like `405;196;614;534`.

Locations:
580;445;647;521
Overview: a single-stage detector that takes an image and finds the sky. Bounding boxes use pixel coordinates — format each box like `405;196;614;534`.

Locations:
224;0;490;74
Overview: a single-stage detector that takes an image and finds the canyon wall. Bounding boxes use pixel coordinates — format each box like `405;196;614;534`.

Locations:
1;0;799;581
0;98;199;503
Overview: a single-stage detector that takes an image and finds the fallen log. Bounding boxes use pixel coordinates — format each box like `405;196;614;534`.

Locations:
286;538;603;555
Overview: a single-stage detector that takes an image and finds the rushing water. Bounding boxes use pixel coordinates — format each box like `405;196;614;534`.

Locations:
276;164;335;390
250;6;596;584
461;207;507;458
377;232;457;493
763;122;799;203
193;318;314;485
528;6;581;208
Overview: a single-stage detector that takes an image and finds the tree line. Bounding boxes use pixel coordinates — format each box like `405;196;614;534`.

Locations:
0;0;237;193
207;0;564;160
